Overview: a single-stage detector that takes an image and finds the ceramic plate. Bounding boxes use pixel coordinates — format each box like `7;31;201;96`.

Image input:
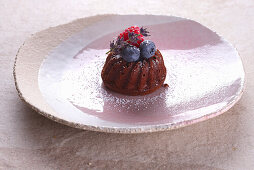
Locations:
14;15;245;133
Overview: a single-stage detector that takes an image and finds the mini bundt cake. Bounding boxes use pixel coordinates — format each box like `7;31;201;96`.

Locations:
101;26;167;96
101;50;166;95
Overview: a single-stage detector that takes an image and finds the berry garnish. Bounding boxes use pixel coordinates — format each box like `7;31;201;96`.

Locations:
121;45;140;62
140;40;156;59
107;26;150;62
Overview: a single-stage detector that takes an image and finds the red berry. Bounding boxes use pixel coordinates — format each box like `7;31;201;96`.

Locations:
119;26;144;47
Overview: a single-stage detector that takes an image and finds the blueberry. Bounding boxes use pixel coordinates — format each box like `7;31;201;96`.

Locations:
140;40;156;59
121;45;140;62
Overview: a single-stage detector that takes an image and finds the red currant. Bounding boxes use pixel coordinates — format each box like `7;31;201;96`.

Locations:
119;26;144;47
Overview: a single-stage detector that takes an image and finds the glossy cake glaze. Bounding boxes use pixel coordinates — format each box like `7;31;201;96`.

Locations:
101;49;167;95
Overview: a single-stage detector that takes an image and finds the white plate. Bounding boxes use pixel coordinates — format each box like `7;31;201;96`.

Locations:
14;15;245;133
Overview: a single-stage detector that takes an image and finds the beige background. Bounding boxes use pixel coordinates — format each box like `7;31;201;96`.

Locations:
1;0;254;169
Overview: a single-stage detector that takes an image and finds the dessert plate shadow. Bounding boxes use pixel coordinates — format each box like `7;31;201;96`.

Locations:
14;15;245;133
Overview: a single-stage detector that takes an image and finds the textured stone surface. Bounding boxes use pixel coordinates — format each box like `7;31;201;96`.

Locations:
0;0;254;169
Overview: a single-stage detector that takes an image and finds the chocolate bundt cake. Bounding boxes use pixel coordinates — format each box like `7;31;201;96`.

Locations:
101;26;167;96
101;49;166;95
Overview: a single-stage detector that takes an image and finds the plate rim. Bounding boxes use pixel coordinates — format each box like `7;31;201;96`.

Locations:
13;14;246;134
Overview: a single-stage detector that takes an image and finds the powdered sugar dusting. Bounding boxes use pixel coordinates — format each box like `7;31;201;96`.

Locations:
61;49;170;115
